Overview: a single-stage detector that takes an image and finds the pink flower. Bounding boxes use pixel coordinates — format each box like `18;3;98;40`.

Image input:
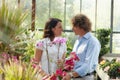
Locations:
70;52;79;61
1;52;10;59
52;37;67;59
63;52;80;71
32;63;37;68
64;58;74;71
53;37;67;44
56;69;63;77
65;58;74;66
52;69;67;80
37;41;43;47
11;56;18;62
62;71;67;77
50;74;57;80
104;66;110;72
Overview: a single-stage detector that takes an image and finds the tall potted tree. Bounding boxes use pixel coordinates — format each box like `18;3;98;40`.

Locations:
96;29;111;60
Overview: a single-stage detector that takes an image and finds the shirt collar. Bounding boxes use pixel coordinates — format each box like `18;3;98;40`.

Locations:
83;32;91;39
77;32;91;40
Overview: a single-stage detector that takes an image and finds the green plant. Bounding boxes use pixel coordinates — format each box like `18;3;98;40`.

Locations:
100;59;116;69
96;29;111;59
20;30;43;63
100;58;120;79
0;58;40;80
22;42;34;62
66;39;73;58
0;2;28;54
108;62;120;78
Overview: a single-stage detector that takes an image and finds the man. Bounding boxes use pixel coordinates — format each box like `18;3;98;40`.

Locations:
63;14;101;80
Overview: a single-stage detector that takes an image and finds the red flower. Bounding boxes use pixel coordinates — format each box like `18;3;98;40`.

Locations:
49;74;57;80
62;71;67;77
64;52;79;71
56;69;63;77
118;67;120;73
64;58;74;71
70;52;79;61
49;69;67;80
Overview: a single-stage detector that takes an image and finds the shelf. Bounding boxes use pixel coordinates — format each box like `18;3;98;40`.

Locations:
96;65;110;80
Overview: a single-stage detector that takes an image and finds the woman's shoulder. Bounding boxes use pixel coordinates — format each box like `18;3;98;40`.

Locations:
37;37;50;42
35;38;50;49
36;38;51;45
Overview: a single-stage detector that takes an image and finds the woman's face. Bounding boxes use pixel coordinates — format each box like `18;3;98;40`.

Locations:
52;22;63;37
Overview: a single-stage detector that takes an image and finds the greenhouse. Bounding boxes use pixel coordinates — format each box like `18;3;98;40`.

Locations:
0;0;120;80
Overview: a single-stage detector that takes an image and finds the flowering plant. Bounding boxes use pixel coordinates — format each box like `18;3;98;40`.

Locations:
36;37;67;60
49;52;79;80
52;37;67;59
49;69;67;80
100;58;120;78
0;53;39;80
64;52;79;71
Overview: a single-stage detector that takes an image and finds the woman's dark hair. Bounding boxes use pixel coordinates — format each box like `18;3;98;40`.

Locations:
43;18;62;41
71;14;91;32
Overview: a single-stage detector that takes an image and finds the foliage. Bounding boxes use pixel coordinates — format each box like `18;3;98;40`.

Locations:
0;1;41;62
100;59;116;69
66;39;73;58
21;42;34;62
19;30;36;62
100;58;120;78
96;29;111;59
0;2;28;54
13;29;42;62
63;33;76;58
108;62;120;78
0;57;40;80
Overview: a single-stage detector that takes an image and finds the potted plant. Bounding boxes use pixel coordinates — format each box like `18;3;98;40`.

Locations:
0;54;40;80
96;29;111;60
100;58;120;79
0;2;28;56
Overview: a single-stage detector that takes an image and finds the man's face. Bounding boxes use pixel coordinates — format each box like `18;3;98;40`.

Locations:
72;26;80;35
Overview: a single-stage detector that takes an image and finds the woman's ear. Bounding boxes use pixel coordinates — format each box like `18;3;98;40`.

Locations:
52;28;55;32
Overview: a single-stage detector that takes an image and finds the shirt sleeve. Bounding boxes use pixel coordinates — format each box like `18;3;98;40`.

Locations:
35;40;44;50
74;40;101;77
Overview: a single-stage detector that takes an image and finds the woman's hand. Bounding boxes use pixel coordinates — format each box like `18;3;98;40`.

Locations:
57;59;64;69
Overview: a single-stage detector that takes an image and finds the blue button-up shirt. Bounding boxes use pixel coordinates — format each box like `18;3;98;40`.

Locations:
73;32;101;77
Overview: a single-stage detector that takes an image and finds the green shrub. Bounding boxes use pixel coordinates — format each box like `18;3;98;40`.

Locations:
96;29;111;59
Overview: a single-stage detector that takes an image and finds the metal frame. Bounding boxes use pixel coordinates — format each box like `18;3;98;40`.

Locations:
15;0;120;54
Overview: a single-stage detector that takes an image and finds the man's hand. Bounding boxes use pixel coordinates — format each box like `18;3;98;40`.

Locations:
62;73;71;80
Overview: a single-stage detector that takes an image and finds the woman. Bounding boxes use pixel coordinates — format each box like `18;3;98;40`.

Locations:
33;18;67;76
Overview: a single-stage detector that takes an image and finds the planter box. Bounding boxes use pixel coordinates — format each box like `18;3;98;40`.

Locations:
96;65;120;80
96;64;110;80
